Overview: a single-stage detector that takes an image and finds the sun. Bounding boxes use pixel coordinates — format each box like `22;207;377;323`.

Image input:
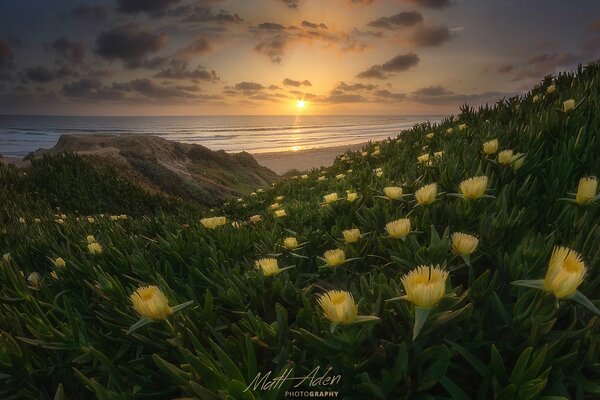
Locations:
296;100;306;109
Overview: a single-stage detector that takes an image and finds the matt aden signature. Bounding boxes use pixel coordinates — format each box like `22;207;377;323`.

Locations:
244;367;341;392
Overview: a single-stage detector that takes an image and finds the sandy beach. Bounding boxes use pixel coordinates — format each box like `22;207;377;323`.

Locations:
252;143;366;175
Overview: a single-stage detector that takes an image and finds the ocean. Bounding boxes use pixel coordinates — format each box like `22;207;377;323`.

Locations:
0;114;444;158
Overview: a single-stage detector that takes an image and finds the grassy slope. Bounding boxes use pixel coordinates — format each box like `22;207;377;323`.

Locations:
1;65;600;399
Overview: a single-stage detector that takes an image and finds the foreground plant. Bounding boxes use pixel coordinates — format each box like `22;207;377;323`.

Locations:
512;246;600;315
255;258;293;276
451;232;479;265
385;218;411;239
414;183;438;205
200;216;227;229
389;265;449;339
127;286;193;334
317;290;379;332
456;176;491;200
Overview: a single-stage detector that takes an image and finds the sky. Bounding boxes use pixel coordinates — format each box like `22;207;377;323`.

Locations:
0;0;599;116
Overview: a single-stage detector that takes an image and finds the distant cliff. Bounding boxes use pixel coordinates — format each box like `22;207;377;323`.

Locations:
28;134;278;206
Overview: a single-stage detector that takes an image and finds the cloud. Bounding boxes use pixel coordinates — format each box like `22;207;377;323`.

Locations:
169;5;242;24
71;4;108;23
374;89;406;101
177;36;212;57
367;11;423;30
24;66;56;83
301;21;328;29
254;34;288;63
278;0;300;9
46;37;85;64
155;63;219;81
335;81;376;91
234;81;265;91
409;25;452;47
95;25;168;68
257;22;287;30
401;0;452;9
412;85;452;96
116;0;181;15
283;78;312;87
0;39;14;70
323;93;368;103
357;53;420;79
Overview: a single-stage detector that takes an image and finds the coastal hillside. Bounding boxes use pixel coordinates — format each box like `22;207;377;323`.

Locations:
27;134;279;206
1;64;600;399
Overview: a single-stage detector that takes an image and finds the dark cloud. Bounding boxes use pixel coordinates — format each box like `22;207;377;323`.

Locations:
254;35;287;63
279;0;300;9
46;37;85;64
323;93;367;103
409;25;452;47
402;0;452;9
177;37;212;57
169;5;242;24
283;78;312;87
234;81;265;91
95;25;168;68
24;65;56;83
335;81;376;91
0;39;14;70
71;4;108;23
368;11;423;30
155;64;219;81
301;21;328;29
497;64;514;73
116;0;181;15
412;85;451;96
257;22;287;31
357;53;419;79
374;89;406;101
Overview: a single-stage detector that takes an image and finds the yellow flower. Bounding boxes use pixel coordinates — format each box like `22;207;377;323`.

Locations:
459;176;488;199
498;149;514;165
27;272;42;290
426;132;434;139
543;246;586;298
575;177;597;205
110;215;119;221
87;217;95;223
283;237;299;249
362;151;369;157
276;195;284;201
546;84;556;94
386;218;411;239
257;188;264;193
87;242;103;255
56;218;65;224
401;265;448;307
459;124;467;130
18;217;25;224
301;174;309;179
270;203;280;210
434;151;443;159
50;271;58;279
323;193;339;203
130;285;172;319
532;95;539;103
2;253;11;263
512;153;525;171
342;228;361;243
317;290;358;324
86;235;96;244
451;233;479;255
372;150;380;156
255;258;281;276
336;174;345;180
383;186;403;200
324;249;346;267
347;192;358;202
200;216;227;229
376;171;384;177
415;183;437;205
417;153;430;164
231;221;242;229
34;218;41;223
275;209;287;217
249;214;262;223
483;139;498;155
563;99;576;112
446;127;453;134
53;257;66;268
237;198;243;202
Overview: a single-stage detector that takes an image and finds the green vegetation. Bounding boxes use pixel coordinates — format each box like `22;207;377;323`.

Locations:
1;64;600;399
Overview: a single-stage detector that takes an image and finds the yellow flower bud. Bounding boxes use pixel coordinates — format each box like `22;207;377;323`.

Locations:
498;149;514;165
401;265;448;307
459;176;488;199
249;215;262;223
276;195;284;201
336;174;345;180
451;232;479;256
130;285;172;319
324;249;346;267
417;153;430;164
323;193;339;203
255;258;281;276
512;153;525;171
270;203;280;210
415;183;437;205
459;124;467;130
87;242;103;255
575;177;597;205
543;246;586;298
301;174;309;179
546;84;556;94
283;237;299;249
385;218;411;239
200;216;227;229
275;209;287;217
342;228;361;243
346;192;358;202
318;176;326;181
27;272;42;290
383;186;403;200
317;290;358;325
532;94;539;103
563;99;576;112
53;257;66;268
446;127;453;134
483;139;498;155
426;132;434;139
87;217;95;223
86;235;96;244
